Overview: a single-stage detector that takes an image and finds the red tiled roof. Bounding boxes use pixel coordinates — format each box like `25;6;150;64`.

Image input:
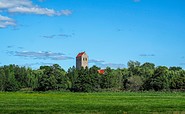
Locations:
76;52;85;58
98;69;105;74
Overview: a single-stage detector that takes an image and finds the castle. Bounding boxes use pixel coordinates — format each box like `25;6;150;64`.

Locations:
76;52;88;69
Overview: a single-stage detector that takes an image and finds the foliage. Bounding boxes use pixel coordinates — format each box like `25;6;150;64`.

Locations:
0;61;185;92
35;64;67;91
125;75;143;91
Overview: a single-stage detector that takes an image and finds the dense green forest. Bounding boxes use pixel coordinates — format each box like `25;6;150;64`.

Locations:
0;61;185;92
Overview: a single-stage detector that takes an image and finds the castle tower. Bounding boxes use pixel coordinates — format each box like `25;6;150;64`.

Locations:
76;52;88;69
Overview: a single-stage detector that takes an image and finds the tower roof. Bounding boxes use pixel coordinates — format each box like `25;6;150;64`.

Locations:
76;52;85;58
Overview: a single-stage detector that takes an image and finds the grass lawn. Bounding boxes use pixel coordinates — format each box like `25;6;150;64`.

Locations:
0;91;185;114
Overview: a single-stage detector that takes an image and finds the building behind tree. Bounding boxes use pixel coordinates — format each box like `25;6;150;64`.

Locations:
76;52;88;69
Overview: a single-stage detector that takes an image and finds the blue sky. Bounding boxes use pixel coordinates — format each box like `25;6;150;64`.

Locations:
1;0;185;70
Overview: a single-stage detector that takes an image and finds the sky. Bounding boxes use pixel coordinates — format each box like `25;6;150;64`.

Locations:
0;0;185;70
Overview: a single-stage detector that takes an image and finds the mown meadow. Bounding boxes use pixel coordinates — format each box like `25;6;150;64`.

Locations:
0;92;185;114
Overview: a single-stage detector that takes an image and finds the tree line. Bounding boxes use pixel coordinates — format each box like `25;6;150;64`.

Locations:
0;61;185;92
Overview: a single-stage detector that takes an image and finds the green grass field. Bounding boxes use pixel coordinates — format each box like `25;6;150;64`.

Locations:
0;92;185;114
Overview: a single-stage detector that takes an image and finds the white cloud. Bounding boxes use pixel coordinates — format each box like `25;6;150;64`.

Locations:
0;15;16;28
0;0;32;9
8;7;57;16
0;0;72;16
0;15;13;21
0;0;72;28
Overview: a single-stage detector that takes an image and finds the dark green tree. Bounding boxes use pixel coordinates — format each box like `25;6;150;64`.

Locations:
0;69;6;91
73;67;88;92
3;65;20;91
144;66;169;91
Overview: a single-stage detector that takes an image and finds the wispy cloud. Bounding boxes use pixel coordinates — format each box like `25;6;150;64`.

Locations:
180;63;185;66
58;34;72;38
7;50;74;60
139;54;155;57
89;59;105;63
50;56;74;60
89;59;125;69
15;51;64;57
116;28;122;32
98;63;125;69
0;15;16;28
6;45;24;50
23;62;54;67
133;0;141;2
7;45;14;48
38;0;45;2
60;10;72;16
42;33;73;39
0;0;72;28
42;35;56;39
18;47;24;49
